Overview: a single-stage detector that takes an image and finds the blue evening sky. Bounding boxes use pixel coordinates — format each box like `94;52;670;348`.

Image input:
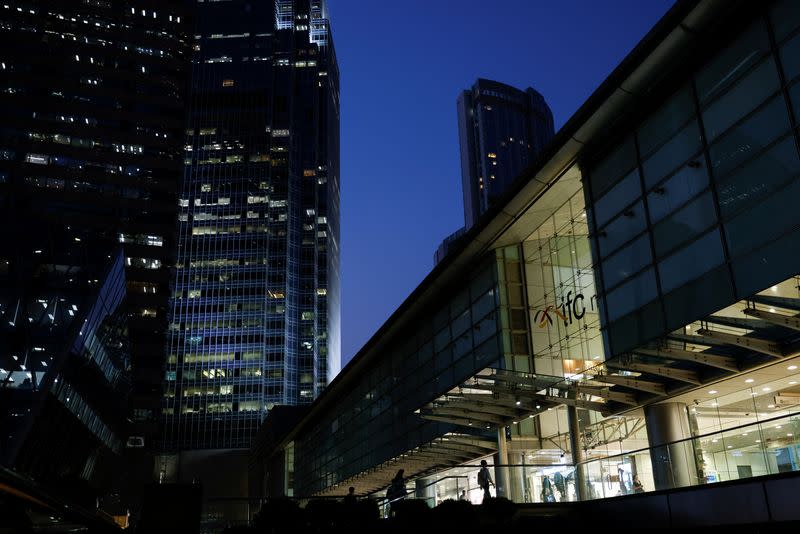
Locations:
330;0;675;366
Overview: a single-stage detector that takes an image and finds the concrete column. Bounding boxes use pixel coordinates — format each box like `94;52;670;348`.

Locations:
494;428;511;499
644;402;698;490
509;451;525;503
415;477;435;506
567;405;586;501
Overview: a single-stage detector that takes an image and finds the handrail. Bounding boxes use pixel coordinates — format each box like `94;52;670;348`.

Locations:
418;475;468;490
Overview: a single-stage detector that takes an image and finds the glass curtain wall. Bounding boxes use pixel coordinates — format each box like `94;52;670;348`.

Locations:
586;0;800;357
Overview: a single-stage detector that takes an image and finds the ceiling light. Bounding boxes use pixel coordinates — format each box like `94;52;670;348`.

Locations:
788;365;798;371
727;445;733;449
763;387;772;392
756;440;761;443
745;378;754;383
515;400;521;406
788;433;793;437
791;381;798;385
770;308;776;313
768;404;776;408
743;433;748;437
708;390;718;394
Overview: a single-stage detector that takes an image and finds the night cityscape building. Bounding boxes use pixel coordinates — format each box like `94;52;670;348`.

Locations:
0;0;190;493
458;79;554;229
252;0;800;526
157;0;339;514
436;79;554;264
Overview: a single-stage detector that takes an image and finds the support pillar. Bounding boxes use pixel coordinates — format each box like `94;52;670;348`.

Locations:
644;402;698;490
494;428;511;499
567;405;586;501
415;477;435;506
509;451;525;503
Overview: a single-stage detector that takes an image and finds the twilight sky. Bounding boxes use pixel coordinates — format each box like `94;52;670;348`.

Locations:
330;0;675;366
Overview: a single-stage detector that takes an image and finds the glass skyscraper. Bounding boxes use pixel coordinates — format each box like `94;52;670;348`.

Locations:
162;0;340;452
458;79;554;229
0;0;190;487
436;79;554;263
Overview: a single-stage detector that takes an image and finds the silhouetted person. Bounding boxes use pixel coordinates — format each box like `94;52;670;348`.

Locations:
478;460;494;503
386;469;407;515
344;486;357;505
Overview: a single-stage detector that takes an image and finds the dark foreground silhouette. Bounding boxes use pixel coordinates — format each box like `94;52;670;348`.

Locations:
220;497;540;534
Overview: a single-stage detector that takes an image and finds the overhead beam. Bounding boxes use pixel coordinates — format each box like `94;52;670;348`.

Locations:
744;308;800;332
696;328;785;358
666;332;718;347
460;382;551;400
573;385;638;405
750;294;800;312
539;394;609;414
421;413;496;428
634;347;739;372
459;392;541;409
424;407;507;425
705;315;772;331
482;370;562;390
606;361;700;385
443;435;498;451
439;400;531;418
587;374;666;395
429;440;492;455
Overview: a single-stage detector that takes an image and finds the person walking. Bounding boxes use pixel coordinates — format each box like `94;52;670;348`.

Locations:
477;460;494;503
386;469;408;515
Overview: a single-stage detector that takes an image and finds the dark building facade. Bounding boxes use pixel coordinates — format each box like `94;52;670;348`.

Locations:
161;0;339;458
0;0;190;489
252;0;800;522
459;79;554;229
436;79;554;264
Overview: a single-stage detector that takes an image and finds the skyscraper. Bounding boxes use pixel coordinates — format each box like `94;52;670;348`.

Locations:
459;79;554;228
161;0;339;462
435;79;554;264
0;0;190;488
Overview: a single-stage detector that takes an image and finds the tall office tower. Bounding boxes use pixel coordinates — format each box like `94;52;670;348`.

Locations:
0;0;190;488
435;79;554;264
162;0;339;457
459;79;554;229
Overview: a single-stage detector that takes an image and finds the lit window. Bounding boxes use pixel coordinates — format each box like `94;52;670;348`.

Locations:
487;152;497;159
25;153;49;165
222;79;234;87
